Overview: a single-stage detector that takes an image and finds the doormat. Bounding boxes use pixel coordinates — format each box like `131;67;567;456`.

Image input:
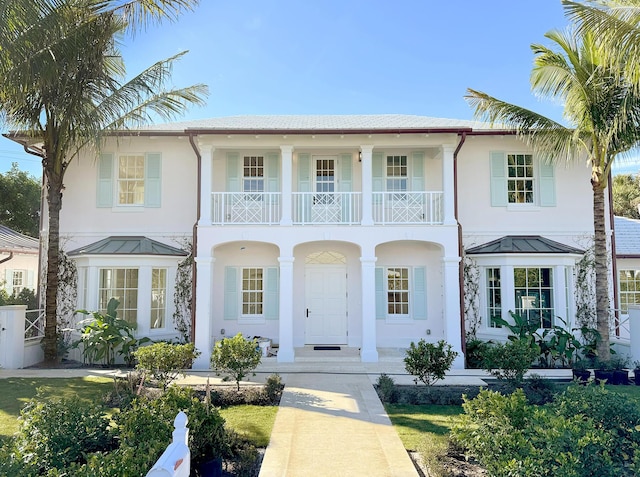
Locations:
313;346;341;351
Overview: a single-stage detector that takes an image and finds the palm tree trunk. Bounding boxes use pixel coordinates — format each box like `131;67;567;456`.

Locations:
592;181;611;362
42;168;63;364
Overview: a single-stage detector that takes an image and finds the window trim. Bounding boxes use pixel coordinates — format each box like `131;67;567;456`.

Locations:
239;267;266;324
98;267;140;326
619;269;640;314
384;266;413;323
150;267;168;330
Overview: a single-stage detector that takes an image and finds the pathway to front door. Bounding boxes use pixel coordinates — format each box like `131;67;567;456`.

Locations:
304;265;347;345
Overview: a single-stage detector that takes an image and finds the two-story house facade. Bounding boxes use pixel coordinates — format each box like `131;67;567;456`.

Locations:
13;115;598;369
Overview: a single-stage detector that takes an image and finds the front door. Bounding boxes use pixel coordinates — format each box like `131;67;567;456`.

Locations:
305;265;347;344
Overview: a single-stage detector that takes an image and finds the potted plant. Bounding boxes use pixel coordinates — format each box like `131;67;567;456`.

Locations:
593;359;615;384
571;358;591;383
634;361;640;386
610;356;630;385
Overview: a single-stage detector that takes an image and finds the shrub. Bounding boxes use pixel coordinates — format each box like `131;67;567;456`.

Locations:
521;374;556;405
375;373;398;403
211;333;262;391
404;339;458;387
135;342;200;389
263;373;284;404
482;338;539;384
464;336;491;368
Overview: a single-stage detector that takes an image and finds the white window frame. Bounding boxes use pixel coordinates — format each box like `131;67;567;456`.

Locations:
619;269;640;313
243;155;264;200
386;266;411;321
117;155;146;206
98;267;139;325
486;267;502;328
386;154;408;197
11;270;25;295
239;267;265;324
514;266;555;329
150;268;167;330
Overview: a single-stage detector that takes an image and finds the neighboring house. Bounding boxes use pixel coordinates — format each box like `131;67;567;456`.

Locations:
0;225;39;297
614;216;640;342
5;115;603;368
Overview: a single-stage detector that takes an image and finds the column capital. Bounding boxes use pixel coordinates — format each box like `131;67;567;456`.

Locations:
195;256;215;265
442;256;461;265
280;145;294;154
278;256;295;265
198;142;215;154
441;144;456;155
360;256;377;265
360;145;374;154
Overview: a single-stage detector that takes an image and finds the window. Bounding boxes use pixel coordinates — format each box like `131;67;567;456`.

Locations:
118;155;145;205
243;155;264;199
242;268;263;316
386;155;407;195
150;268;167;329
387;267;409;315
315;158;335;204
99;268;139;325
507;154;534;204
486;268;502;328
11;270;25;295
619;269;640;313
514;267;554;328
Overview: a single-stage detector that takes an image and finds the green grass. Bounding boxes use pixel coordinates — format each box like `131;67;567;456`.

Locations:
219;404;279;447
384;403;463;451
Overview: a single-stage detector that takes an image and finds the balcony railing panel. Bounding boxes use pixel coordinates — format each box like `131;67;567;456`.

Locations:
372;191;443;224
212;192;281;225
293;192;361;225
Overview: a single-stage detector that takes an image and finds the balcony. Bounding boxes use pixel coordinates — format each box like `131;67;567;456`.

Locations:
293;192;361;225
212;192;281;225
372;191;443;224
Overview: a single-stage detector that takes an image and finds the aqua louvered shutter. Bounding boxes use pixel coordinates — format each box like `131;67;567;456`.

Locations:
490;151;507;207
224;267;238;320
144;153;162;207
266;153;279;192
340;154;352;220
539;161;556;207
96;153;113;207
375;267;385;319
264;267;279;320
226;153;240;192
411;152;424;191
372;152;384;192
412;267;427;320
4;269;11;293
26;270;34;289
298;153;311;221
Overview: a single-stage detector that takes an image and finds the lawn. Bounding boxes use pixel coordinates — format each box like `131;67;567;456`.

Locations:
220;404;278;447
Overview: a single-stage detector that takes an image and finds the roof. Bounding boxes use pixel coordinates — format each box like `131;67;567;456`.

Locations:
0;225;39;253
466;236;584;255
615;216;640;257
68;236;188;257
139;114;500;133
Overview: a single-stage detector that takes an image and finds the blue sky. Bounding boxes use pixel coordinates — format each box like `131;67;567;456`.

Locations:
2;0;638;177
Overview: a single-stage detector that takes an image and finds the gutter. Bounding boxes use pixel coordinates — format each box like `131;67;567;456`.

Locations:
453;132;467;361
188;133;201;344
0;251;14;265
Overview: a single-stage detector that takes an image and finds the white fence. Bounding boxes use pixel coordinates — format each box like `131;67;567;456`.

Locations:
0;305;44;369
147;412;190;477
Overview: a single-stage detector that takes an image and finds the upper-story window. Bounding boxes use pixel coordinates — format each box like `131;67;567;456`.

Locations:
619;269;640;313
386;155;408;192
11;270;25;295
118;155;145;205
507;154;534;204
243;156;264;197
97;153;161;209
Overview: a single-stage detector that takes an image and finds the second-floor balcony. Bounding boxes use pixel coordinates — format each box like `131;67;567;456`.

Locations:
210;191;444;225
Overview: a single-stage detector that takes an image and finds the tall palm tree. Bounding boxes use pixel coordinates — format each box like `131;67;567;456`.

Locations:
466;27;640;362
0;0;207;363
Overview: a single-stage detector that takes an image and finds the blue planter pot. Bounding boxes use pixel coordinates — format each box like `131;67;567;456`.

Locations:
197;457;222;477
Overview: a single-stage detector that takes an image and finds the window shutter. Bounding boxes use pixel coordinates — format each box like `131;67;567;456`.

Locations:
266;153;279;193
264;267;279;320
144;153;162;207
340;153;352;192
226;153;240;192
96;153;113;207
490;151;507;207
375;267;385;320
539;161;556;207
372;152;384;192
4;269;12;293
411;152;425;191
224;267;238;320
297;153;311;192
413;267;427;320
26;270;35;289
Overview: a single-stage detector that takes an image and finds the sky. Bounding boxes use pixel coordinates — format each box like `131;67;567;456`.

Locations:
2;0;639;178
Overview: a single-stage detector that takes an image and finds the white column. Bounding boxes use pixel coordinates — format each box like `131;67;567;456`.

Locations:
443;256;465;368
555;266;568;326
280;145;293;226
192;256;214;369
277;256;295;362
360;255;379;362
198;144;214;226
442;145;456;225
360;145;374;226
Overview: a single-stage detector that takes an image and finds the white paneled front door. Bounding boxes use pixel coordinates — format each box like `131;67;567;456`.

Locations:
305;265;347;345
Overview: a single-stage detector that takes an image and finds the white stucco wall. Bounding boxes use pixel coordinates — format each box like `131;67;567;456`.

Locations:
0;252;39;294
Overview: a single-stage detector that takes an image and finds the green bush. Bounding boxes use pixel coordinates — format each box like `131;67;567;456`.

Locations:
211;333;262;391
404;339;458;387
464;336;491;368
482;338;539;384
135;342;200;389
263;373;284;404
375;373;398;403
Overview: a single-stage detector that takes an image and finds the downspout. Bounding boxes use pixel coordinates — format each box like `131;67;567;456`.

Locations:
188;133;201;344
0;251;14;265
608;171;620;336
453;132;467;360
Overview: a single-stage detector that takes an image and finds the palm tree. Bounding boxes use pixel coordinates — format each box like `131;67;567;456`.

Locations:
466;27;640;362
0;0;207;364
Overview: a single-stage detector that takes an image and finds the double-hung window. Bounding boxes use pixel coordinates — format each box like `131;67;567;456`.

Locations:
619;269;640;313
97;153;161;208
486;268;502;328
118;155;145;205
242;268;264;316
490;151;555;207
514;267;554;329
315;158;336;205
387;267;409;316
150;268;167;329
386;155;408;199
507;154;534;204
11;270;25;295
99;268;139;325
243;156;264;200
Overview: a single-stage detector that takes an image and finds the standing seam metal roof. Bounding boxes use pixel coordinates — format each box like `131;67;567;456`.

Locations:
466;236;584;255
0;225;39;252
68;236;187;256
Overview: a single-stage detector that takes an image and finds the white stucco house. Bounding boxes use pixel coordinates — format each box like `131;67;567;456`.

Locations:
0;225;39;297
6;115;608;369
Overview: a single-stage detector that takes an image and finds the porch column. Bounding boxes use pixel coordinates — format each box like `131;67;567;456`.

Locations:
192;256;214;369
443;256;465;368
629;306;640;364
277;256;295;362
360;145;374;226
360;255;379;361
280;145;293;226
442;145;456;225
198;144;214;225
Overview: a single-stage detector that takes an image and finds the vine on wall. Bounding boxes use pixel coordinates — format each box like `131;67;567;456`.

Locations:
463;253;481;337
173;240;193;343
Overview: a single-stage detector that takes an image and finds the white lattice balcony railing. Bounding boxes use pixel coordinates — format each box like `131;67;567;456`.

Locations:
292;192;361;224
212;192;281;225
25;309;44;342
372;191;444;224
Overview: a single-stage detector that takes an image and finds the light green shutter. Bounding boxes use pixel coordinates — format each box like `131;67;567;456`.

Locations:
144;153;162;207
26;270;34;289
4;269;12;293
264;267;279;320
298;153;311;221
490;151;507;207
372;152;384;192
375;267;385;320
226;153;240;192
224;267;238;320
411;152;424;191
266;153;279;193
96;153;113;207
539;161;556;207
413;267;427;320
340;154;353;221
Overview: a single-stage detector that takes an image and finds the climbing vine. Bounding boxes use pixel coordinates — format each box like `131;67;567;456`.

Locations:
463;253;481;337
56;250;78;332
173;240;193;343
